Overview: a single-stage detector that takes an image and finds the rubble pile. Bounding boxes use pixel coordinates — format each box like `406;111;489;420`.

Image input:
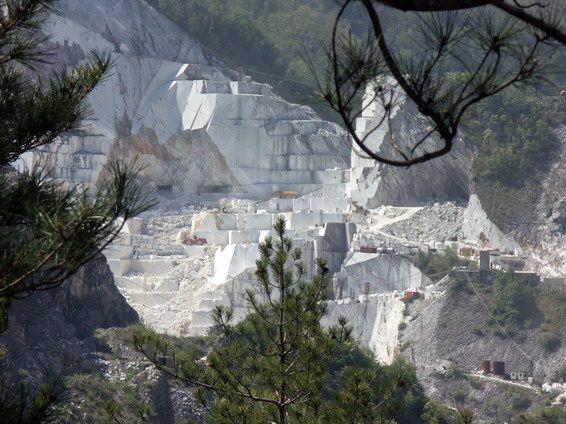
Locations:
382;203;465;243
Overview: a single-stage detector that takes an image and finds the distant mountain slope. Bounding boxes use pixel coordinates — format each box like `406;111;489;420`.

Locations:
47;0;207;63
144;0;419;121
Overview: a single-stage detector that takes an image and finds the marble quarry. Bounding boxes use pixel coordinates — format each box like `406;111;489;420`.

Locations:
28;0;538;363
21;0;350;199
104;191;470;358
105;206;358;335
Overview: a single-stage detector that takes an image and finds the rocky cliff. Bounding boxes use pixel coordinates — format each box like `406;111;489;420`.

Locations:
0;256;138;381
526;124;566;276
461;194;521;254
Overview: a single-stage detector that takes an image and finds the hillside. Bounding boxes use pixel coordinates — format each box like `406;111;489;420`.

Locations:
144;0;353;115
0;256;137;383
144;0;424;121
399;275;566;422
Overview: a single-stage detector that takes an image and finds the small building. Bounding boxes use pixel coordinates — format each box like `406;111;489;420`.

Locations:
404;290;420;300
493;361;505;376
479;250;491;271
459;247;479;257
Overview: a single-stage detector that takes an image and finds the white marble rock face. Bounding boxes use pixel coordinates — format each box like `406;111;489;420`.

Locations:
461;194;521;253
25;0;350;199
338;252;432;299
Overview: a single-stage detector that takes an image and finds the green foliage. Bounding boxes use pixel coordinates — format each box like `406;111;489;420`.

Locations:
475;180;542;233
421;400;453;424
149;0;282;76
322;341;375;398
515;405;566;424
490;269;537;335
415;247;463;282
504;386;538;416
536;331;561;353
448;274;473;295
0;297;8;334
466;89;565;231
319;342;426;423
466;88;561;187
0;369;59;424
468;377;485;391
377;358;427;424
452;389;467;407
147;0;339;79
135;218;429;423
453;408;474;424
64;373;153;424
536;290;566;336
323;367;377;422
146;0;359;119
444;364;465;381
453;271;564;352
554;365;566;382
471;325;484;337
321;357;428;423
0;0;154;316
507;387;532;412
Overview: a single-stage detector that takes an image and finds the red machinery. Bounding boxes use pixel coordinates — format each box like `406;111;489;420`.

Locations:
183;236;208;246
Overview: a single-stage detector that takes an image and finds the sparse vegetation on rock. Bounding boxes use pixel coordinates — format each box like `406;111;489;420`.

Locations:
414;247;467;282
490;270;537;335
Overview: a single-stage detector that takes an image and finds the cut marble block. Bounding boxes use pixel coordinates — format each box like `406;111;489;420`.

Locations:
322;293;406;364
228;230;260;245
236;213;273;231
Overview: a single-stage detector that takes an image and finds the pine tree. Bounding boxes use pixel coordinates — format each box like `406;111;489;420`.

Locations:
0;1;152;420
135;217;427;423
453;408;474;424
0;0;152;322
318;0;563;166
